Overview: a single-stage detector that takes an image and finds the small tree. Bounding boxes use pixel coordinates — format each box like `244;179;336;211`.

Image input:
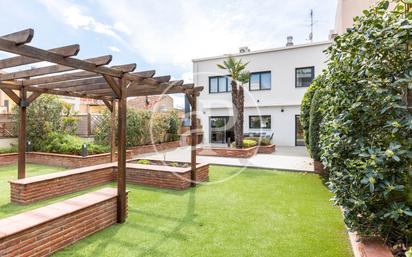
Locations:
217;56;250;148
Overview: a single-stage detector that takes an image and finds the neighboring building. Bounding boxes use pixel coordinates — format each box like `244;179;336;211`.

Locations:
128;95;173;113
334;0;379;35
0;91;14;114
193;40;331;146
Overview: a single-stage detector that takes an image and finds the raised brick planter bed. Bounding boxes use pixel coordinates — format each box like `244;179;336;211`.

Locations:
10;163;116;204
125;160;209;190
197;146;258;158
257;144;276;154
314;160;326;175
0;153;17;165
0;188;126;257
0;151;133;168
10;161;209;204
348;231;393;257
26;151;133;168
127;141;181;155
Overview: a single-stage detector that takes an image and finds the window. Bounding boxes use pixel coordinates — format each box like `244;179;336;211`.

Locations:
295;115;305;146
209;76;231;93
249;115;271;129
295;67;315;87
249;71;271;91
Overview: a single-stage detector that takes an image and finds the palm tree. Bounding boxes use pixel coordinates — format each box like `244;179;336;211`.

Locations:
217;56;250;148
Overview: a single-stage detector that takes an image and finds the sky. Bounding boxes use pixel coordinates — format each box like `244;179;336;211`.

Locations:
0;0;337;108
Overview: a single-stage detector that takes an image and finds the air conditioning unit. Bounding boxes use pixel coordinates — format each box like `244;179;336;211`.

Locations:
239;46;250;53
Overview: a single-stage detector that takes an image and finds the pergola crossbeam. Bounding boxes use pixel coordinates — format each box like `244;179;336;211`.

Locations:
0;55;113;81
0;44;80;69
1;29;34;45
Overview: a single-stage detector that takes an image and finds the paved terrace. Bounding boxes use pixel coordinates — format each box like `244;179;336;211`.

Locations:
135;146;314;172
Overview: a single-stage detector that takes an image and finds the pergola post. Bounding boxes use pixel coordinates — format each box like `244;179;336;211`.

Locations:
190;93;197;187
117;78;127;223
18;87;27;179
110;100;116;162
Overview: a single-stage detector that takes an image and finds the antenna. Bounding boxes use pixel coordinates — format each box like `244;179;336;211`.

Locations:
309;9;314;42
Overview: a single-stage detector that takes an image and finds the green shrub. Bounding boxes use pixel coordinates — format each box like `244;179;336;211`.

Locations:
231;139;257;148
308;89;323;161
137;159;150;165
12;95;64;149
95;109;180;147
308;0;412;247
41;132;108;155
244;137;272;146
0;145;17;154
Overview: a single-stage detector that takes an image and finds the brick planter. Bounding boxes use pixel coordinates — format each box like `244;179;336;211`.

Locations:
0;188;126;257
257;144;276;154
10;163;116;204
348;231;393;257
124;161;209;190
197;146;258;158
127;141;181;155
0;153;17;165
0;151;133;168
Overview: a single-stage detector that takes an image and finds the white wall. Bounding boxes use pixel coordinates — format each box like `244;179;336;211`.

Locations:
193;42;330;146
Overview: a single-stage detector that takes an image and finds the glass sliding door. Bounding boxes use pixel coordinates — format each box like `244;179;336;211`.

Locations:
210;116;234;144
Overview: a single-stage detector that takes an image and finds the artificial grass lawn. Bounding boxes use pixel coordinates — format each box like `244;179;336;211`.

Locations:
0;164;353;257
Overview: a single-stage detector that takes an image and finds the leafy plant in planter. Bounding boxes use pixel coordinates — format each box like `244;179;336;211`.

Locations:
304;0;412;249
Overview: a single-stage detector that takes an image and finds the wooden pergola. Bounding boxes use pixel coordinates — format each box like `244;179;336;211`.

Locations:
0;29;202;223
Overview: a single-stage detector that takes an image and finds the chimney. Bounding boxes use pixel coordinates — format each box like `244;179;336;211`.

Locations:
286;36;294;47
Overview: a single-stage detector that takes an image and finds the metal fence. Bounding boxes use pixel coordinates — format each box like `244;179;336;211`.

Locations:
0;114;104;138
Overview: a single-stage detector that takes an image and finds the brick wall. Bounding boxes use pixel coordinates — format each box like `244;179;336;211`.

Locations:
10;163;115;204
0;152;133;168
197;146;258;158
0;188;126;257
10;162;209;204
127;141;180;155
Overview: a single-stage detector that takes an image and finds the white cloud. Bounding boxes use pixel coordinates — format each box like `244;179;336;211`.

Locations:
108;46;120;52
36;0;336;81
94;0;336;68
37;0;120;39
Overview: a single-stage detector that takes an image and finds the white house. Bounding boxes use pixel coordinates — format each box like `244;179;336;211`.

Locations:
192;40;331;146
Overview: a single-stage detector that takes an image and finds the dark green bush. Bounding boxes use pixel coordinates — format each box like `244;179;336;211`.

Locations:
305;0;412;248
95;109;180;147
308;89;323;161
300;77;322;148
41;132;108;155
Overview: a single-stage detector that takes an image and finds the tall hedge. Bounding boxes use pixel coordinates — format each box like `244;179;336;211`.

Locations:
308;89;323;161
301;0;412;249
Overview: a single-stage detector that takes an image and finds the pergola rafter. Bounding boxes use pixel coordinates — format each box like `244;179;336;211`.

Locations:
0;29;203;224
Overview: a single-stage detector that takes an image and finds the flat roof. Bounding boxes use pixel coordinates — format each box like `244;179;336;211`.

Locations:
192;40;332;62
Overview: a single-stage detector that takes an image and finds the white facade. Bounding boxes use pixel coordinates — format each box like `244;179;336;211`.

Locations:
193;41;331;146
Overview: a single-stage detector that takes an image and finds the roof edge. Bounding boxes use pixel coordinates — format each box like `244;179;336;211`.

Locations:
192;40;332;62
